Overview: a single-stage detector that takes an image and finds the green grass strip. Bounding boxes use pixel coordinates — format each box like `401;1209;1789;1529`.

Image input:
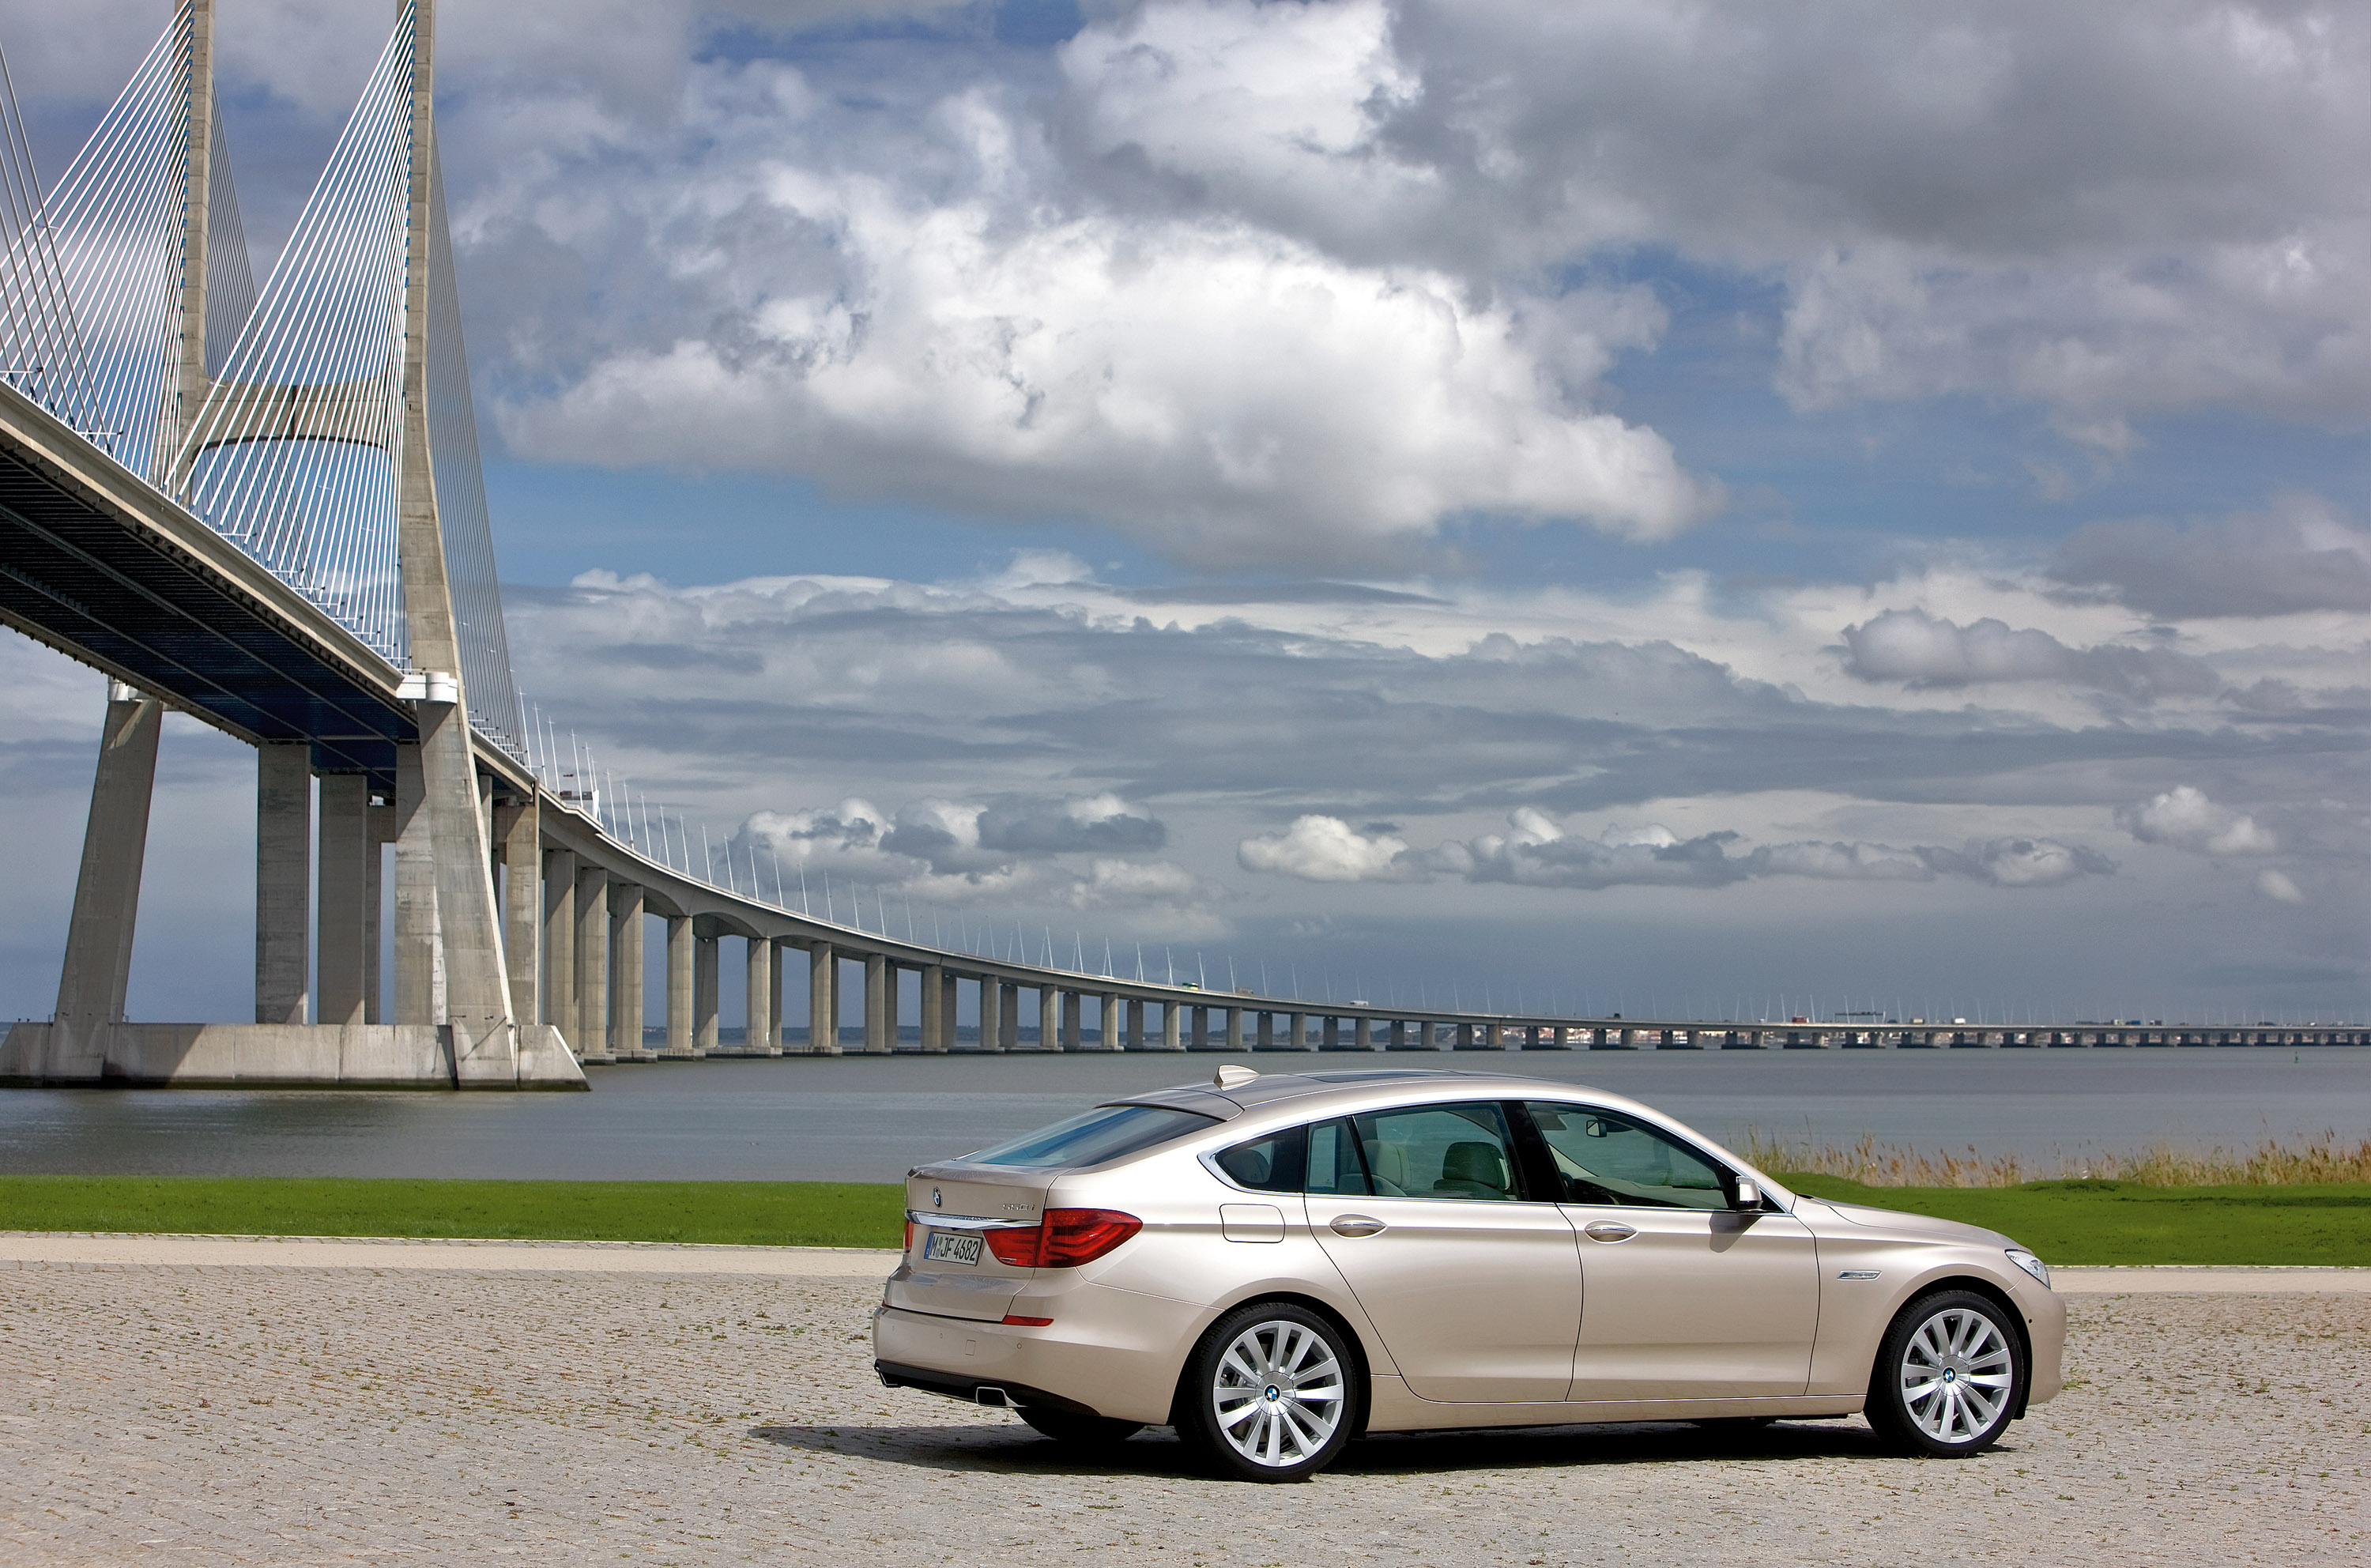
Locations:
3;1174;2365;1265
1777;1174;2371;1265
0;1176;906;1250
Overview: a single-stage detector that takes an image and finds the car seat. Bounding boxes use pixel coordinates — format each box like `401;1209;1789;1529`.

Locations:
1434;1140;1510;1198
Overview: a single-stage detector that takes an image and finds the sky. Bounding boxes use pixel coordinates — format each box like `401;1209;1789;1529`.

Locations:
2;0;2366;1027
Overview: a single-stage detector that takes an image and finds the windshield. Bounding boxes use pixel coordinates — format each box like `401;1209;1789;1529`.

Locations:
963;1103;1219;1169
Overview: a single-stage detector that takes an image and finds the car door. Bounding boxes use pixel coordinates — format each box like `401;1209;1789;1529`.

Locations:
1519;1102;1820;1402
1304;1102;1581;1404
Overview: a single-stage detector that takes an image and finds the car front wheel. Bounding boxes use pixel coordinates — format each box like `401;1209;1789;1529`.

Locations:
1176;1302;1359;1482
1866;1289;2024;1457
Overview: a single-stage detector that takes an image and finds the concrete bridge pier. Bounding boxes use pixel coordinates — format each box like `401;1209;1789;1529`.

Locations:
545;848;577;1051
40;682;164;1080
1093;992;1115;1050
1161;1002;1183;1050
807;944;839;1054
692;929;718;1055
976;978;1000;1052
1058;989;1080;1050
919;963;946;1054
766;938;785;1054
575;863;609;1065
613;886;648;1058
496;799;537;1032
864;956;892;1052
662;917;692;1055
744;936;776;1056
316;775;371;1027
1227;1007;1246;1051
255;742;312;1027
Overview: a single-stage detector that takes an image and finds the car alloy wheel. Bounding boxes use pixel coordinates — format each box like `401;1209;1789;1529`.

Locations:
1179;1301;1356;1482
1868;1289;2022;1457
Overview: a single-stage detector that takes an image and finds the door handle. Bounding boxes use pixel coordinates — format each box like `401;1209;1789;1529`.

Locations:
1582;1221;1638;1243
1329;1215;1386;1238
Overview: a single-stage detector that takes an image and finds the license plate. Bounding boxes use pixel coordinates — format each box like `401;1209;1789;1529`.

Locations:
922;1231;983;1266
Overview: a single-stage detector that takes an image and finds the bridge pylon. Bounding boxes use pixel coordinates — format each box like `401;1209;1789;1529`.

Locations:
2;0;574;1088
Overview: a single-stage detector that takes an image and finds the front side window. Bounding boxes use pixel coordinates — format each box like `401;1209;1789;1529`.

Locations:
1351;1102;1521;1200
966;1103;1216;1169
1524;1102;1730;1210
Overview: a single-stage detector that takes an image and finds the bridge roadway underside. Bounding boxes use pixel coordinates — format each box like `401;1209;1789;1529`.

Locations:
0;387;414;785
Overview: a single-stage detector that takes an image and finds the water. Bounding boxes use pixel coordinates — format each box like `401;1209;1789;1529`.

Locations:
1;1048;2364;1183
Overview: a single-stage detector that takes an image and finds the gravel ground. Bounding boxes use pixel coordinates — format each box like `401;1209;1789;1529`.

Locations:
0;1257;2363;1566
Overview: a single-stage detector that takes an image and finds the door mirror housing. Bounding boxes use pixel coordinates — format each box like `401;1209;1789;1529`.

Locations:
1730;1175;1762;1212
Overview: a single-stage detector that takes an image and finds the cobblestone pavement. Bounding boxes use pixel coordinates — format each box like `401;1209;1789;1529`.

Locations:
1;1258;2363;1566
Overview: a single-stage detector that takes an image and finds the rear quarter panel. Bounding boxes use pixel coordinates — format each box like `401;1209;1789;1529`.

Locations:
1054;1146;1397;1374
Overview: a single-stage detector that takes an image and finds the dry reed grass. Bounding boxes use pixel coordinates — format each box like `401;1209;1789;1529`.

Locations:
1745;1129;2371;1187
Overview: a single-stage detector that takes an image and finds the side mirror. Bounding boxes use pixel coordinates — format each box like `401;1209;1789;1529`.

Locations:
1731;1176;1762;1212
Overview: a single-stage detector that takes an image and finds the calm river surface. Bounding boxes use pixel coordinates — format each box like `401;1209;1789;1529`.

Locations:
2;1047;2365;1182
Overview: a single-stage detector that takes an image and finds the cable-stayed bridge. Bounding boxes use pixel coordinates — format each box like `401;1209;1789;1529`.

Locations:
0;3;2357;1089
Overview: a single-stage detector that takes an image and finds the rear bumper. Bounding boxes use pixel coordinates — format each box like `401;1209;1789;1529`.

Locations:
872;1288;1204;1425
875;1359;1102;1417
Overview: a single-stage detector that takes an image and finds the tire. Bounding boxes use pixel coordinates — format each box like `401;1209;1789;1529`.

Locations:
1175;1301;1359;1482
1865;1289;2024;1457
1016;1406;1143;1446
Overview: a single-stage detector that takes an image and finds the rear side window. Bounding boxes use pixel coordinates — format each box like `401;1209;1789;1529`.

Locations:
1212;1125;1306;1192
1351;1102;1521;1201
1210;1118;1370;1193
1306;1119;1369;1196
966;1104;1216;1169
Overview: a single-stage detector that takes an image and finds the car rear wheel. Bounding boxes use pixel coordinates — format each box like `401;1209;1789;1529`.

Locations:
1016;1407;1143;1446
1176;1302;1358;1483
1866;1289;2023;1457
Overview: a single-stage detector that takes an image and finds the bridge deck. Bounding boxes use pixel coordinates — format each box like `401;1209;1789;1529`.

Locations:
2;381;417;785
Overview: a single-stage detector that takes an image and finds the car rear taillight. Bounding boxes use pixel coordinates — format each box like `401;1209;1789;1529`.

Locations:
903;1219;914;1253
982;1208;1142;1268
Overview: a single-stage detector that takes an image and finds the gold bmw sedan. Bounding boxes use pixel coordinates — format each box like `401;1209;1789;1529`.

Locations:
874;1068;2064;1482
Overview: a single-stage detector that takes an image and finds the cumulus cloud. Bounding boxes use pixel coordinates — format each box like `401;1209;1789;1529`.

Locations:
1063;858;1231;940
2052;494;2371;618
507;189;1712;567
1238;809;2112;892
2117;786;2277;856
724;793;1210;932
1238;815;1412;881
1911;837;2116;888
2256;869;2306;903
737;791;1165;882
1840;609;2219;701
30;0;2371;541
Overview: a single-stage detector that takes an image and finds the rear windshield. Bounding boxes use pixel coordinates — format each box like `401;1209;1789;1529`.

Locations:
963;1103;1218;1169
